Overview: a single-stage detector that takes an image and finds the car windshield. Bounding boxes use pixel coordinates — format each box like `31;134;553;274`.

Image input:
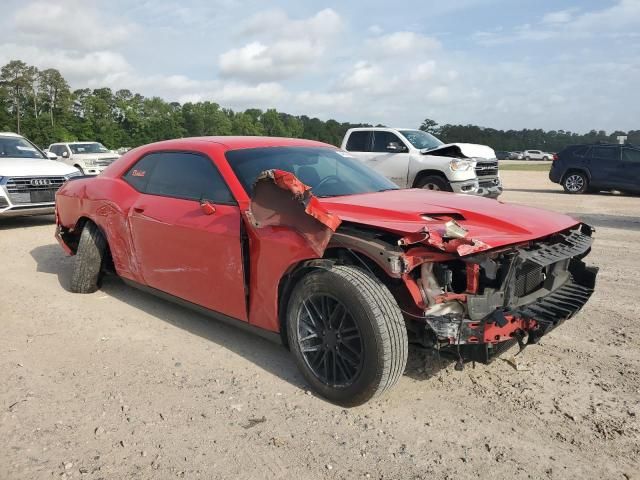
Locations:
399;130;444;150
0;136;45;159
69;143;109;154
226;146;399;198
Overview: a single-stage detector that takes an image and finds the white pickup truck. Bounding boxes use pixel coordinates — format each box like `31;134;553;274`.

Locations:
48;142;120;175
341;127;502;198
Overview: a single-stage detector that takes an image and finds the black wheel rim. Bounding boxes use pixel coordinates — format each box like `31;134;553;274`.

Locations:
297;294;363;387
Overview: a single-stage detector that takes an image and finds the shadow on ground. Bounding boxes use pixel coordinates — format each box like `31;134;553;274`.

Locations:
0;215;55;230
571;213;640;232
30;243;441;397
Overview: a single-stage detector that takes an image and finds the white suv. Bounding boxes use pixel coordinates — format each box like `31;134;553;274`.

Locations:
0;133;81;217
523;149;552;161
48;142;120;175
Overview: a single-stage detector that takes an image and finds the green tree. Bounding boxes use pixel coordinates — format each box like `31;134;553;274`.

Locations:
0;60;31;133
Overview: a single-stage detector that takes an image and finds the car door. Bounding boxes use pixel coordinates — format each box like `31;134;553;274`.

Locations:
621;147;640;193
122;150;248;321
366;131;411;188
588;146;621;189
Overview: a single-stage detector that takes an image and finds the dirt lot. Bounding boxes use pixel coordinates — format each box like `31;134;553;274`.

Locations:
1;171;639;480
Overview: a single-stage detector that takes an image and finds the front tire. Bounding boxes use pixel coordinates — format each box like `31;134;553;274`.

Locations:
70;222;107;293
562;171;589;194
415;175;451;192
286;265;408;407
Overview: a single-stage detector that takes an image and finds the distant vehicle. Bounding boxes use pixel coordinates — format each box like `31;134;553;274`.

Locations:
523;150;552;161
509;151;524;160
495;150;510;160
48;142;120;175
0;132;81;217
341;128;502;198
549;142;640;194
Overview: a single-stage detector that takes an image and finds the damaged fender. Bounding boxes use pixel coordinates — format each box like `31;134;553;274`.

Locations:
247;169;341;256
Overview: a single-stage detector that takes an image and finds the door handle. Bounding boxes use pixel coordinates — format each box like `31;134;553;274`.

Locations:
133;206;145;214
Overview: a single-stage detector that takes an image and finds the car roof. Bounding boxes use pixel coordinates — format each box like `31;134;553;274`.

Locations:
0;132;22;138
347;127;415;132
139;136;333;151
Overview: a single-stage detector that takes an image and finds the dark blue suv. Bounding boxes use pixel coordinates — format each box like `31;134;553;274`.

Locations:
549;143;640;194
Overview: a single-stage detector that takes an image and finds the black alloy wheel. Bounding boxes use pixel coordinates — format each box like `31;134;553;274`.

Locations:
297;294;363;387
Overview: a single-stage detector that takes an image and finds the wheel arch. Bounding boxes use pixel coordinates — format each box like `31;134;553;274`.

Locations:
411;169;450;188
277;247;403;348
65;216;113;268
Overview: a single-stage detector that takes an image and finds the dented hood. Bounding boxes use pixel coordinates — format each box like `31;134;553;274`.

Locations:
422;143;496;160
319;189;579;252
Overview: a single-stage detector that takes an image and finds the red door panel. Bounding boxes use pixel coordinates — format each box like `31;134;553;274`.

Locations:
128;194;247;321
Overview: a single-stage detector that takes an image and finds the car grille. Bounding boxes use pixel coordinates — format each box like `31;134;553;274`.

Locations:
95;157;118;167
5;176;66;204
514;262;545;297
475;161;498;177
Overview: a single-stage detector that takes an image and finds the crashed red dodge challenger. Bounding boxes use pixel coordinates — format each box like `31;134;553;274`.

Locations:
55;137;598;406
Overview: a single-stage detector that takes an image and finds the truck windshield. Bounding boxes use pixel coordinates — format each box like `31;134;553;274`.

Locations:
226;146;399;198
399;130;444;150
69;143;110;154
0;136;45;159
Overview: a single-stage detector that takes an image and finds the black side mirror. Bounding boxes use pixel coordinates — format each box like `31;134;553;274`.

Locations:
386;142;406;153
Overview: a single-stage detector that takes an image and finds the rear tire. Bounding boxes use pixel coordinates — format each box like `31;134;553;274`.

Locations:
562;171;589;194
70;222;107;293
286;265;408;407
415;175;451;192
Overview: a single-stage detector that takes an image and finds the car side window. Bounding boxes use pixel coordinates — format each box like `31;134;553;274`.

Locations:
345;131;371;152
622;148;640;164
572;146;589;157
371;132;405;153
590;147;619;161
123;152;235;204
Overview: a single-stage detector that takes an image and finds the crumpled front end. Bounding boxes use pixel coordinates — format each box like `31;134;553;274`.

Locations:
411;223;598;363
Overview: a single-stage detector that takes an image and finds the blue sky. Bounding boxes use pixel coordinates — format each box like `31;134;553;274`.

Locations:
1;0;638;132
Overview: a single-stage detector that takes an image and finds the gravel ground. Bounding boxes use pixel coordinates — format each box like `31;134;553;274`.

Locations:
1;171;639;480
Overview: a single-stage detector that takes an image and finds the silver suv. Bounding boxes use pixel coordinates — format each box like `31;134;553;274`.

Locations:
48;142;119;175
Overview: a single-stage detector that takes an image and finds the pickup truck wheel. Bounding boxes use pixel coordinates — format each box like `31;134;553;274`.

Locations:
562;172;589;194
416;175;451;192
542;156;549;161
70;222;107;293
286;265;408;407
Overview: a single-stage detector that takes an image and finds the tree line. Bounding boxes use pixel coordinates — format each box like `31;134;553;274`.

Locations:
0;59;636;152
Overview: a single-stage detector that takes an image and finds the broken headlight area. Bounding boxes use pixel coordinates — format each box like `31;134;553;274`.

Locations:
407;224;598;363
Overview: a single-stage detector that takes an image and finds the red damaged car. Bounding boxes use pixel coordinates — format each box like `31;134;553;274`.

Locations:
55;137;598;406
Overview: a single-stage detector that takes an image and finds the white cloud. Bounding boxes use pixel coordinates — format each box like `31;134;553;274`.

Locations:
218;8;344;82
13;0;134;50
219;39;319;81
368;31;441;57
0;44;131;81
477;0;640;45
542;9;577;24
241;8;343;42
